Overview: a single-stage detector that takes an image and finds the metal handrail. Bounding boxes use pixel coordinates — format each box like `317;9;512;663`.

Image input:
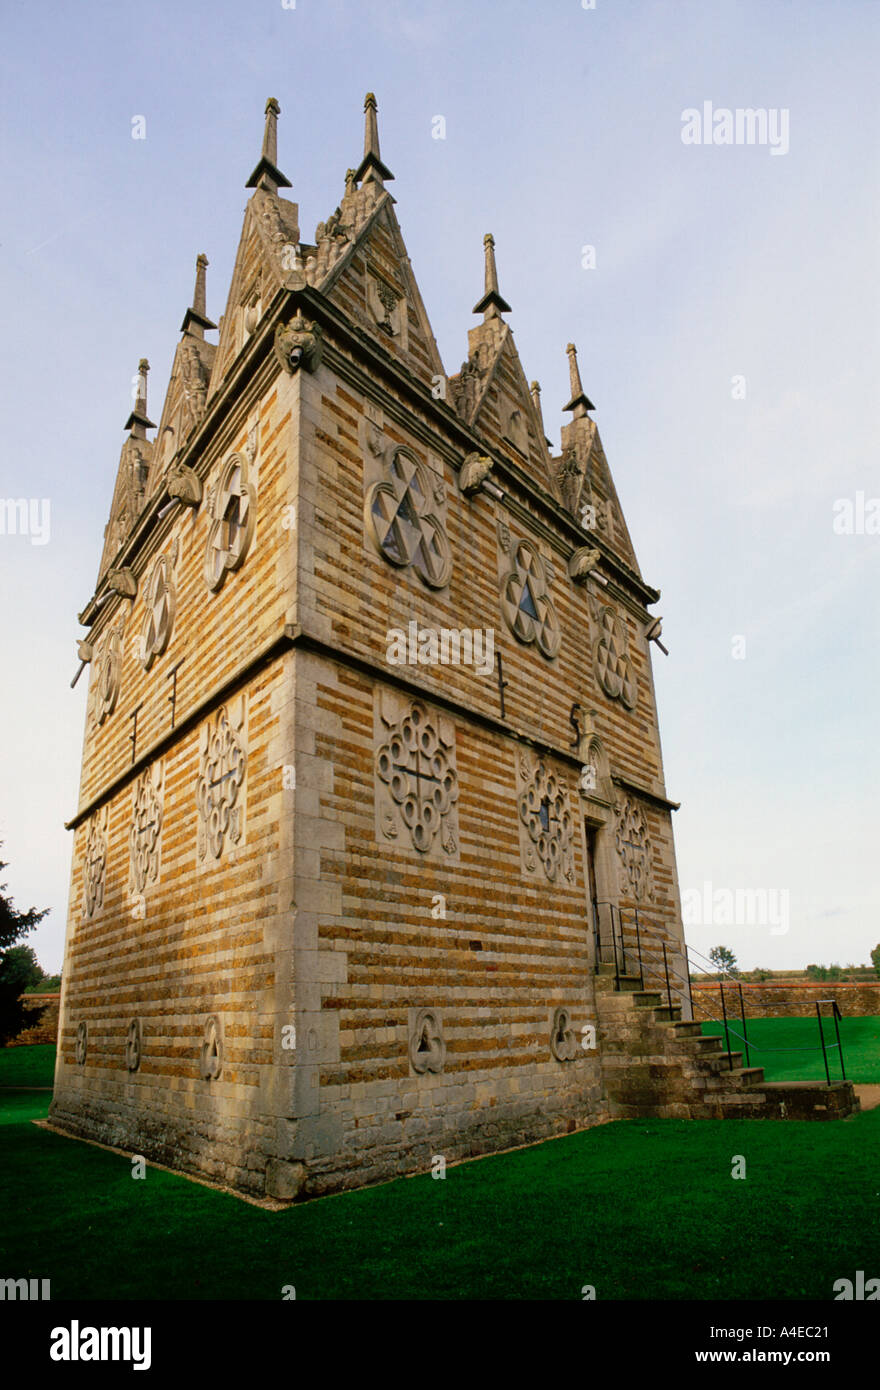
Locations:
815;999;847;1084
592;900;848;1082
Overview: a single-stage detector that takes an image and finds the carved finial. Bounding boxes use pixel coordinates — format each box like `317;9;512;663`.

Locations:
246;96;292;193
563;342;595;417
530;380;544;425
473;232;512;319
180;253;217;338
124;358;155;438
355;92;394;186
345;167;357;197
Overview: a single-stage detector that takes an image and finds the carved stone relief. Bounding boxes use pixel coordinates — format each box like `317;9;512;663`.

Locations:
82;806;108;919
499;535;561;659
180;344;209;437
129;762;163;895
75;1020;88;1066
365;445;451;589
615;797;654;902
196;698;247;863
200;1015;222;1080
592;603;637;709
374;691;459;861
408;1008;445;1074
570;707;613;803
125;1018;143;1072
204;452;256;592
274;314;323;374
367;269;407;345
139;549;177;669
516;753;574;884
502;404;528;456
91;622;123;726
550;1007;579;1062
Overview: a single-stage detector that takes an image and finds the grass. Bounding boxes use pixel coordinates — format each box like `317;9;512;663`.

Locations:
1;1085;879;1300
0;1043;56;1087
700;1015;880;1083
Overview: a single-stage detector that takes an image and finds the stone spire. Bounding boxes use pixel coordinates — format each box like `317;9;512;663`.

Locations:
354;92;394;186
246;97;292;193
563;342;595;417
123;359;155;438
530;380;543;425
180;253;217;338
473;233;512;319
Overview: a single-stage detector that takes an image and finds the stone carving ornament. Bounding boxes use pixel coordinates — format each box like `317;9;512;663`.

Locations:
274;313;323;374
82;806;108;918
368;272;404;338
75;1021;88;1066
376;700;458;856
129;763;163;895
204;453;256;592
500;538;561;659
200;1015;222;1080
92;623;123;726
125;1018;142;1072
196;701;247;861
517;760;574;883
550;1007;579;1062
409;1008;445;1074
615;797;654;902
366;446;451;588
180;342;209;435
593;604;637;709
139;552;176;669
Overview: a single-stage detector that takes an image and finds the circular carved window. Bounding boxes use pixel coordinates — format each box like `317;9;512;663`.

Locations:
366;447;451;589
204;454;256;592
500;539;560;659
140;555;176;669
594;606;637;709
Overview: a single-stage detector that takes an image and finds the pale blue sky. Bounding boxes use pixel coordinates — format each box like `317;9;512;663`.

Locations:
1;0;877;972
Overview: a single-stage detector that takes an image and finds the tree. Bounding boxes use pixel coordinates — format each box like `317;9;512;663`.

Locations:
708;945;738;977
2;945;42;994
0;848;49;1047
871;945;880;979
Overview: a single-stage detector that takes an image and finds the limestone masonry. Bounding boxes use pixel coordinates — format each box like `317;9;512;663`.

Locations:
51;94;700;1199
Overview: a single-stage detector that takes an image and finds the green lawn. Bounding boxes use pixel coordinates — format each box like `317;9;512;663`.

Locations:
1;1085;879;1300
0;1043;56;1088
700;1015;880;1083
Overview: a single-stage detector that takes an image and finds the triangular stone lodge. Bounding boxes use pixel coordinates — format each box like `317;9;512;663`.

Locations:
51;94;715;1200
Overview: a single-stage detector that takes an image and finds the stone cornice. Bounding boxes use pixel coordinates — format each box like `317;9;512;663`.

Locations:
611;772;680;813
67;619;678;831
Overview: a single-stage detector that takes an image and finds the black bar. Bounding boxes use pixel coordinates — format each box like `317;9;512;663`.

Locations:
634;907;644;990
738;983;750;1068
816;1002;831;1086
611;905;620;991
833;1003;846;1082
719;983;732;1070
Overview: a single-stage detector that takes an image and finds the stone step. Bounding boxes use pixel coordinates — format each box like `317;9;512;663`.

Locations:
701;1050;745;1072
737;1066;765;1086
686;1035;725;1054
632;991;663;1009
652;1004;682;1022
672;1021;703;1037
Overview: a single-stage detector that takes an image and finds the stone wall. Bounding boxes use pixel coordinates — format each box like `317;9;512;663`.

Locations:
690;981;880;1020
7;993;60;1047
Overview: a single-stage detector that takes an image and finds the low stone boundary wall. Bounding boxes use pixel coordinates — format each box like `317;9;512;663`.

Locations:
6;993;60;1046
690;981;880;1020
